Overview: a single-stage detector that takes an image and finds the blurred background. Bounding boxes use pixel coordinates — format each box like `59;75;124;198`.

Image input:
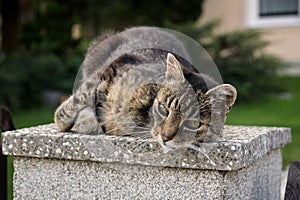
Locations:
0;0;299;198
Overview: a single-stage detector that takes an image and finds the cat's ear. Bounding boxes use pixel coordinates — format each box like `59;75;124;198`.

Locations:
206;84;237;115
166;53;185;82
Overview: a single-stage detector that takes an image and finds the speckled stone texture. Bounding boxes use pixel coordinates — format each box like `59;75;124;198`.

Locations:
2;124;291;199
13;150;282;200
2;124;291;170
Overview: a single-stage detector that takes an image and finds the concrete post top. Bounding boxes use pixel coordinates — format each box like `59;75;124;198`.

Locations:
2;124;291;171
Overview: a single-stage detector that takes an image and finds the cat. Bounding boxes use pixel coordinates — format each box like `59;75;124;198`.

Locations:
54;27;237;152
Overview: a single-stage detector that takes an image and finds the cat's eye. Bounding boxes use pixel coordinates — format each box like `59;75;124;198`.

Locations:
184;120;199;130
157;103;168;117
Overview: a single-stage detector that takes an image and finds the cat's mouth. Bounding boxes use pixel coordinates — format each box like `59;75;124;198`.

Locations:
158;137;190;153
152;128;186;152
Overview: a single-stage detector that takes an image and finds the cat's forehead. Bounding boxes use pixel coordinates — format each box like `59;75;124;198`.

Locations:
157;88;200;111
160;81;196;96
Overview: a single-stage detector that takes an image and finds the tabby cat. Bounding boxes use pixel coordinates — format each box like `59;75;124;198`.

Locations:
54;27;237;152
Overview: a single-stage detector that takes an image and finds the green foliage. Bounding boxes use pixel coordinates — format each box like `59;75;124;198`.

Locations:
21;0;78;54
0;51;83;110
209;29;284;102
0;0;86;110
165;20;219;48
1;0;205;111
70;0;204;31
227;76;300;167
0;0;285;110
168;23;285;103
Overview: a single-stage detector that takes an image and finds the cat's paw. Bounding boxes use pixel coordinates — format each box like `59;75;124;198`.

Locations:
71;107;103;134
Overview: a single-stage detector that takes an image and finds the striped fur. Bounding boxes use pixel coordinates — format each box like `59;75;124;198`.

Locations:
54;27;237;151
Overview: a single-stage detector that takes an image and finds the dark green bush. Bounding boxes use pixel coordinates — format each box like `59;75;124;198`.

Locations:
0;27;285;109
0;0;86;110
0;0;285;110
209;29;284;102
168;23;285;103
0;48;84;110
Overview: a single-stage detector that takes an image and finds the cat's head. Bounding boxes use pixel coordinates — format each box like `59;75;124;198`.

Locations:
151;53;237;152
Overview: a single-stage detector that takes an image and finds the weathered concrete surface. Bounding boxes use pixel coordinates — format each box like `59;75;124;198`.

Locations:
2;124;291;170
1;124;291;199
13;150;281;200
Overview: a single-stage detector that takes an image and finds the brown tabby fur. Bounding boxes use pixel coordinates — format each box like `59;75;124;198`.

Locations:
55;27;237;151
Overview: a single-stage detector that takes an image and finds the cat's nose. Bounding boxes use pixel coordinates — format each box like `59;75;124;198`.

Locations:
161;132;175;142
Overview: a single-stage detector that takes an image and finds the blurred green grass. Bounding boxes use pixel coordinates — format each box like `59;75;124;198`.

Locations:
5;76;300;199
13;106;55;128
226;76;300;167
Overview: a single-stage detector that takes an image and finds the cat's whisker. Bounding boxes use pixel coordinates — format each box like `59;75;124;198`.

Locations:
110;119;140;126
188;144;216;166
123;131;152;139
102;120;153;138
112;123;153;132
137;124;154;130
103;128;121;135
126;125;152;131
128;139;157;152
122;130;152;134
134;118;155;129
107;118;154;131
102;123;135;134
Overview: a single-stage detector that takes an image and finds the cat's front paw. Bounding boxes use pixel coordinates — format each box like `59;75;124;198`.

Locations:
71;107;103;134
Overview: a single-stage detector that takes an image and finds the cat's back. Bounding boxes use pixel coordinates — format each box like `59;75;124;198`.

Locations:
81;27;189;79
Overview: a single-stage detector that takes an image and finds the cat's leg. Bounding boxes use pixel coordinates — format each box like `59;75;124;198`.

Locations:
54;80;98;132
54;95;86;132
55;62;115;133
71;107;103;134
